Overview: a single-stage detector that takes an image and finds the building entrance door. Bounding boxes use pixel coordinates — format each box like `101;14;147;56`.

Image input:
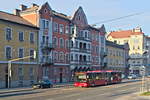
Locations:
59;73;62;83
5;74;8;88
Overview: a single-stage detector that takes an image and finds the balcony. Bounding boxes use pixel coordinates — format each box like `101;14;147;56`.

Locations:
79;61;87;65
41;42;54;51
79;48;89;53
41;57;54;66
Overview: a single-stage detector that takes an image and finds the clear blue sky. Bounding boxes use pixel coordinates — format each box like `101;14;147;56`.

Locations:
1;0;150;35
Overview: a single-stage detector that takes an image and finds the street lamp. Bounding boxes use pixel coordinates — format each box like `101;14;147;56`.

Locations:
7;51;36;88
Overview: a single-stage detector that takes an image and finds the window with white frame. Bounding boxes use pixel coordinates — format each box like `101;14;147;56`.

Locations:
88;55;90;61
85;31;88;38
6;28;12;40
75;54;78;61
30;32;34;43
18;48;24;58
71;54;73;61
59;52;64;61
53;51;58;61
66;53;69;62
60;38;64;48
42;19;49;29
65;40;69;48
53;37;57;47
5;46;12;59
18;31;24;41
88;44;90;50
53;22;59;32
65;26;69;34
59;24;64;34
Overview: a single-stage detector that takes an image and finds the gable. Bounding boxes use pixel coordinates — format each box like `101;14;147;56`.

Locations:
39;2;52;19
72;6;88;27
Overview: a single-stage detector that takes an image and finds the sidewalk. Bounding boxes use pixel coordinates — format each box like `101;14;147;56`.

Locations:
0;82;74;94
0;87;33;94
117;92;150;100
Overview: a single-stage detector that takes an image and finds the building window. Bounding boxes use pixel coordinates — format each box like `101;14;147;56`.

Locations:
6;28;12;40
42;20;49;29
18;67;23;80
59;24;64;34
75;54;78;61
18;32;24;41
71;54;73;61
88;56;90;61
75;41;78;48
66;54;69;62
29;67;33;76
66;40;69;49
53;22;59;32
60;38;64;48
30;32;34;43
18;48;24;58
65;26;69;34
101;36;104;43
29;49;34;59
59;52;64;61
53;37;57;47
53;51;58;61
5;46;12;59
85;31;88;38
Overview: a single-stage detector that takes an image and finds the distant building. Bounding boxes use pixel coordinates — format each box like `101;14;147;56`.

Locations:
0;11;39;88
105;40;129;75
107;27;150;75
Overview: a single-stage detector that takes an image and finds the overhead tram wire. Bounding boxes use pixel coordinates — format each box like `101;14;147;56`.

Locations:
91;12;144;26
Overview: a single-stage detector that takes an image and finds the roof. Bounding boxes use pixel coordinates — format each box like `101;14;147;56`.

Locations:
108;30;143;38
106;40;124;49
0;11;37;28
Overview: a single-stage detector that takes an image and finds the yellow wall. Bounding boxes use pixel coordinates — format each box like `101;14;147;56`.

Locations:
106;45;125;71
0;20;38;62
107;34;144;55
0;20;39;88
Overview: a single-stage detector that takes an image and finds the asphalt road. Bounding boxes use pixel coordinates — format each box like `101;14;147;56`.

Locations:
0;79;149;100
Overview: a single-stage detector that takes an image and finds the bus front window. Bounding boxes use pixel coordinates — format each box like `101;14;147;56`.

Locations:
76;74;87;82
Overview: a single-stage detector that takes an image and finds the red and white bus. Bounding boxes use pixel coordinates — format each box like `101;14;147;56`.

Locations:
74;70;122;87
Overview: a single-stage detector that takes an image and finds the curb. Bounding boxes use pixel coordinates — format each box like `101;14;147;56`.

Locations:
0;88;33;94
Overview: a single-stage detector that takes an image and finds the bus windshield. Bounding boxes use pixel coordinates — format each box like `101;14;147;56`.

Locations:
75;74;87;82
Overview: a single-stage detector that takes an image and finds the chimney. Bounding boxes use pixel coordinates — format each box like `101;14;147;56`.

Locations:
20;4;27;11
32;3;38;7
13;9;20;16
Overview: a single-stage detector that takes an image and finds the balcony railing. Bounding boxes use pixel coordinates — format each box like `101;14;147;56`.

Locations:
70;60;90;65
41;42;54;51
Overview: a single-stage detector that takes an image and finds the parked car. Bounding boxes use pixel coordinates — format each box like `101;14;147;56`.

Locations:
128;74;137;79
32;80;53;89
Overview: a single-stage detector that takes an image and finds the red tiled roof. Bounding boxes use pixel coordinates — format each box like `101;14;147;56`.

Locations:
108;30;143;38
0;11;37;28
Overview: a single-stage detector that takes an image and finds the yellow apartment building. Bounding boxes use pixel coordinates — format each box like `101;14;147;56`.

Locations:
107;27;146;75
105;40;129;75
0;11;39;88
